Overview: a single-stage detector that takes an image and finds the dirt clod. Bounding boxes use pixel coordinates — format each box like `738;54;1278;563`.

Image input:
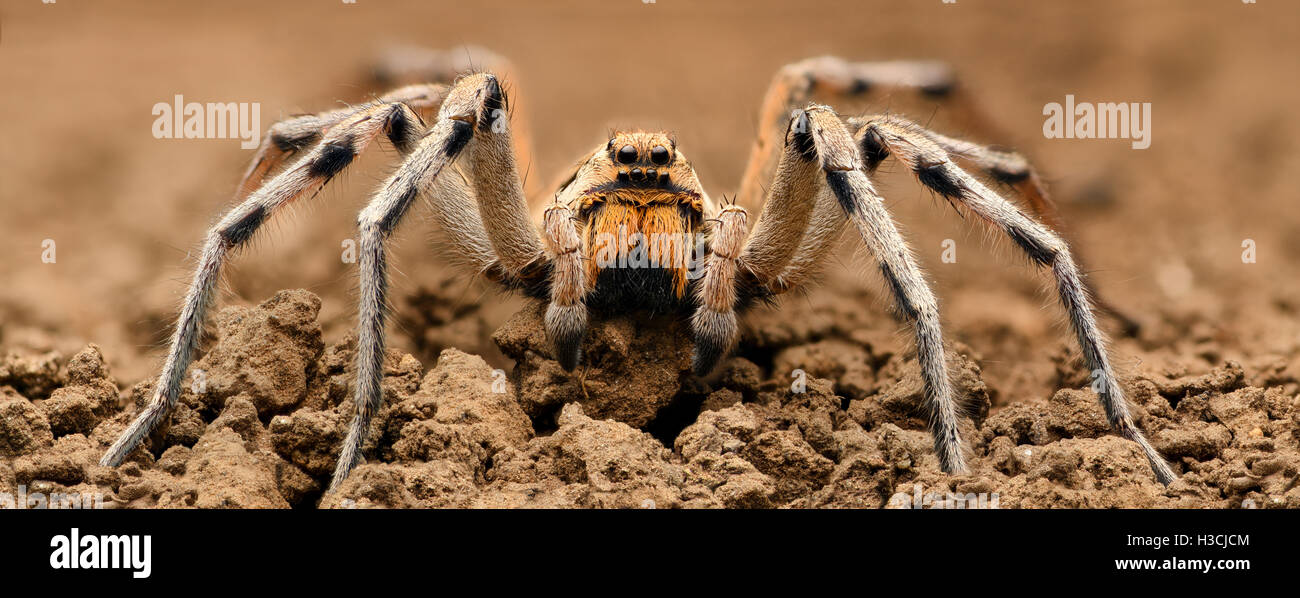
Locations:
2;288;1296;509
493;302;692;428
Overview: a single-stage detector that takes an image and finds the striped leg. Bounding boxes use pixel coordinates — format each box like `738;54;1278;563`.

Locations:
858;115;1175;484
330;73;541;491
101;101;426;467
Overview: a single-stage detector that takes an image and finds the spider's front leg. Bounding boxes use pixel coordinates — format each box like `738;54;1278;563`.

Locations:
690;108;835;372
693;105;970;474
331;73;544;492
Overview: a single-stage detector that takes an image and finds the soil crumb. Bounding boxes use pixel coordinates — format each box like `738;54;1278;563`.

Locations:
2;289;1296;509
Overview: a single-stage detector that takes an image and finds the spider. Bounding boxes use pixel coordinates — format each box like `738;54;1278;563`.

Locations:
100;51;1175;494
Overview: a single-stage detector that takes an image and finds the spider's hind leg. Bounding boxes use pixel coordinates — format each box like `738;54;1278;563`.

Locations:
743;56;1139;334
860;115;1175;484
854;117;1143;335
738;57;956;214
236;84;447;201
100;100;428;469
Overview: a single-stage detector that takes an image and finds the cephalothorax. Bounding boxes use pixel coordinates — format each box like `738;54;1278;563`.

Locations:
101;52;1175;493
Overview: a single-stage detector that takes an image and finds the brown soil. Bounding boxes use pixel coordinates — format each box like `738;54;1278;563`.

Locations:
1;1;1298;508
2;288;1297;508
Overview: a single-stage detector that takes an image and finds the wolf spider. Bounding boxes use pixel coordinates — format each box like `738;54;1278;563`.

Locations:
101;50;1175;492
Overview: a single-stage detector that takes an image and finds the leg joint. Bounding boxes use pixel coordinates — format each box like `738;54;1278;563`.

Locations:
858;125;891;172
915;162;968;199
1007;225;1060;266
307;134;357;179
384;103;423;154
219;204;266;245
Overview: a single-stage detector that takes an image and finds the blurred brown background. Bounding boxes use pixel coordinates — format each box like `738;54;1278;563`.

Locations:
1;0;1297;400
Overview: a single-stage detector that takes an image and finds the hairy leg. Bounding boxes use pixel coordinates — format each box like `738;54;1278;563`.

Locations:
738;107;859;296
420;165;499;275
459;77;543;275
828;166;968;474
737;57;956;214
741;57;1136;333
736;57;961;296
691;106;851;374
854;116;1141;334
733;105;967;470
101;101;427;467
859;115;1175;484
331;73;539;491
736;109;824;282
237;84;447;201
541;202;587;370
369;45;543;208
690;203;748;374
702;103;970;473
781;107;969;474
763;188;847;294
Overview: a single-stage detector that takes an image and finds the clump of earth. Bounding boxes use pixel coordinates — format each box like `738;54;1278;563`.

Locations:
1;289;1297;509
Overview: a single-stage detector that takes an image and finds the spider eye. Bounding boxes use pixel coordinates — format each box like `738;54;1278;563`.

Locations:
650;145;670;165
616;145;638;164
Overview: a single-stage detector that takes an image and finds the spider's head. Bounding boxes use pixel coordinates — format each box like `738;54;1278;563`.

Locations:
604;131;682;188
557;129;705;214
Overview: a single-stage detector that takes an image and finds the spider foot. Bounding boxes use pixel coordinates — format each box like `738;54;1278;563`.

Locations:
689;309;737;376
545;302;586;371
